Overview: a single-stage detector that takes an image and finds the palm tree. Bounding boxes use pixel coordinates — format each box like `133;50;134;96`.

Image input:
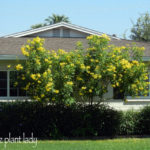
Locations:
31;14;70;29
45;14;70;25
31;23;45;29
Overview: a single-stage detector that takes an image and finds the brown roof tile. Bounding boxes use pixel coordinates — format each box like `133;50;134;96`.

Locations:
0;37;150;56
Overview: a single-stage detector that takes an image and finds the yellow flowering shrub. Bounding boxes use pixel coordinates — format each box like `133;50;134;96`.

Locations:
14;35;148;104
73;34;148;103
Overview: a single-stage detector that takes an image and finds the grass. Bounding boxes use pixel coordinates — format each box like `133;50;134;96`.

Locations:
0;138;150;150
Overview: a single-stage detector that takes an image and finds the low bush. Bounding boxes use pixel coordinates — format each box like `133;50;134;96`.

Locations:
119;110;139;135
0;102;122;138
136;106;150;135
0;102;150;138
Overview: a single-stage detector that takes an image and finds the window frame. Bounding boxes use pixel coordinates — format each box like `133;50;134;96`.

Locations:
0;70;28;100
127;71;150;100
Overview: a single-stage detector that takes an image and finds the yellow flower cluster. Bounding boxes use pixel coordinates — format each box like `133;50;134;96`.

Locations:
89;89;92;93
141;47;145;51
54;90;59;94
16;64;23;70
77;76;83;81
113;47;121;53
66;55;71;62
86;34;110;41
38;47;45;52
33;96;40;101
87;47;96;51
36;59;41;65
79;92;83;95
107;65;116;72
25;45;30;50
33;37;41;43
70;64;75;67
30;74;36;80
132;60;139;66
58;49;67;54
53;53;59;59
45;82;53;92
30;73;41;81
90;59;94;62
41;94;45;98
86;35;94;40
81;86;86;90
66;81;73;86
7;65;11;68
80;64;85;70
120;59;132;69
100;34;111;41
21;47;29;57
43;69;51;78
60;62;66;67
86;66;90;70
89;72;101;79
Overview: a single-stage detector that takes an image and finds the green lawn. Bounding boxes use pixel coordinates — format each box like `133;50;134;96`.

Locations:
0;138;150;150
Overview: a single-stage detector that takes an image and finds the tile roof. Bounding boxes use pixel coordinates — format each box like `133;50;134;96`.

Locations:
0;37;150;56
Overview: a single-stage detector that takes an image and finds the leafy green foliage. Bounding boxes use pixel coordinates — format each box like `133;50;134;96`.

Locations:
0;102;121;138
119;110;139;135
31;23;46;29
45;13;70;25
131;12;150;41
0;102;150;138
136;106;150;134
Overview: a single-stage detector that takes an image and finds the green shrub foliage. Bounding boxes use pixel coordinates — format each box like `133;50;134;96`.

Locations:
119;110;139;135
136;106;150;134
0;102;121;138
0;102;150;138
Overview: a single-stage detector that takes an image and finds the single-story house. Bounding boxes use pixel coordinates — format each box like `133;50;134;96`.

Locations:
1;22;150;110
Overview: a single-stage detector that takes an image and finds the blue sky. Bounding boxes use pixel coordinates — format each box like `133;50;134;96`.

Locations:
0;0;150;38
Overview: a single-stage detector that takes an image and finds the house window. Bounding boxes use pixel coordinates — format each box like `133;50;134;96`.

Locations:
114;74;150;99
113;87;124;99
0;71;27;98
53;29;60;37
0;71;7;97
10;71;27;97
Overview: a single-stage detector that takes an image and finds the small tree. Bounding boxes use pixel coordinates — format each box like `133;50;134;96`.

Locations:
13;35;148;105
130;12;150;41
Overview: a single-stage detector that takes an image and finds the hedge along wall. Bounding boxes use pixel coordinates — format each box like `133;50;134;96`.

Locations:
0;102;121;138
0;101;150;139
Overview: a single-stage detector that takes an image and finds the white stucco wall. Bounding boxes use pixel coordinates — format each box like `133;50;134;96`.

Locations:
103;99;150;111
94;84;150;110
